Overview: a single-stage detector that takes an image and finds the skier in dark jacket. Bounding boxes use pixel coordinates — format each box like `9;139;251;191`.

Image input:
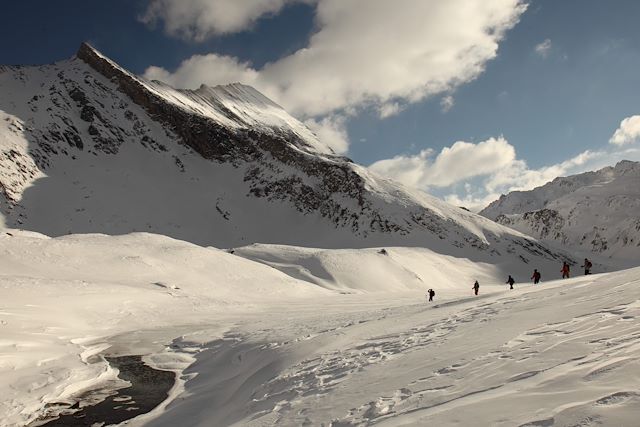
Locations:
531;269;541;284
582;258;593;275
506;275;515;290
427;288;435;302
561;262;570;279
472;280;480;295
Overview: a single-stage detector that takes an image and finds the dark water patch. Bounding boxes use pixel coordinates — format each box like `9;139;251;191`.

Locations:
35;355;175;426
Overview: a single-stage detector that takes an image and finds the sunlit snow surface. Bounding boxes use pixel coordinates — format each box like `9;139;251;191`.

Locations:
1;231;639;426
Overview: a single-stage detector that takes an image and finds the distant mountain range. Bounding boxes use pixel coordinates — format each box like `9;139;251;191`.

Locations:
0;43;569;272
480;160;640;263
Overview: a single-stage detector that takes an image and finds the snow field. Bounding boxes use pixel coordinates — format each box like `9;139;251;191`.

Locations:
233;244;506;293
0;230;329;426
145;271;640;426
1;230;638;426
0;229;501;426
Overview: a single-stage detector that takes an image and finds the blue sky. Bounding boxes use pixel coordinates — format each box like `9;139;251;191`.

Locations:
2;0;640;208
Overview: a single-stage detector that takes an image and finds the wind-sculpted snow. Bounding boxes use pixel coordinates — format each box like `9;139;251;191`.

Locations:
1;231;639;426
144;265;640;427
0;231;330;426
481;160;640;263
0;43;569;270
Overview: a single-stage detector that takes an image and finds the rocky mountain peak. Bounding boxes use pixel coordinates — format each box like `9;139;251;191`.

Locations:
0;44;571;271
480;160;640;263
76;42;329;156
612;159;640;175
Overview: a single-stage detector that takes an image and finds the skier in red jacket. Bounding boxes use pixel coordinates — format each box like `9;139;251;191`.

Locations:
561;262;570;279
531;269;541;284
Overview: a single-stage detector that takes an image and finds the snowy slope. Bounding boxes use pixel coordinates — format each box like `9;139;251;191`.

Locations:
2;230;639;426
0;43;570;270
0;230;549;426
233;243;560;293
0;230;331;426
480;160;640;263
144;269;640;427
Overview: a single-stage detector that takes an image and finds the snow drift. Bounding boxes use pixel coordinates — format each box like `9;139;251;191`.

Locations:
2;230;639;426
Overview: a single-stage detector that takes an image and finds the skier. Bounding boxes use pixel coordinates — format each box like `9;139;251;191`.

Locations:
531;269;541;284
582;258;593;275
506;275;515;290
427;288;436;302
472;280;480;295
561;262;570;279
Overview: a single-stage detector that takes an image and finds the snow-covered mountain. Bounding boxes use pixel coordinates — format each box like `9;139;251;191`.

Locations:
480;160;640;263
0;43;568;268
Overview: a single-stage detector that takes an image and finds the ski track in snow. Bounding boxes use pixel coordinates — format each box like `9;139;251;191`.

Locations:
342;291;640;427
136;274;640;427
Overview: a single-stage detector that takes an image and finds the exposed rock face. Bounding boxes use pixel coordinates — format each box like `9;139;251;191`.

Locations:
0;43;569;268
481;161;640;262
75;43;401;237
496;209;567;243
77;43;258;163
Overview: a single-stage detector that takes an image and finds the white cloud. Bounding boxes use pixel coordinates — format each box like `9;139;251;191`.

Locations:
369;137;515;188
144;54;260;88
534;38;552;58
609;115;640;146
369;135;640;212
144;0;528;121
440;95;455;113
141;0;312;40
368;148;434;189
377;102;404;119
481;150;601;197
304;116;350;154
